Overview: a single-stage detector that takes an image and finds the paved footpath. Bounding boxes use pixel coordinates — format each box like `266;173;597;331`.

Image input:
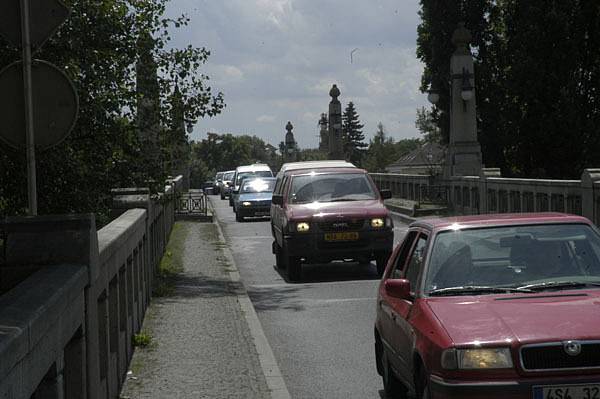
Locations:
121;221;290;399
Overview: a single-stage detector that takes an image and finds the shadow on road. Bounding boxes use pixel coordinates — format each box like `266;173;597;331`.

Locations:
247;284;304;312
273;261;381;284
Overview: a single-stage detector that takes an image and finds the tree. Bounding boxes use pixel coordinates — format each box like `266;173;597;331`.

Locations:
0;0;224;223
415;106;441;143
417;0;600;178
342;102;367;166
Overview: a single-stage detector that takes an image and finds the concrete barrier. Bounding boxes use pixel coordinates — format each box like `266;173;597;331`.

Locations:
0;176;182;399
370;169;600;225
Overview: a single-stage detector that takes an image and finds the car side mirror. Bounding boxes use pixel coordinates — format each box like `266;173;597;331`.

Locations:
272;194;283;206
380;189;392;200
384;279;411;300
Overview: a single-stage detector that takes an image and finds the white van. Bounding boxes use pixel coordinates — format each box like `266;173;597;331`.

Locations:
229;163;274;206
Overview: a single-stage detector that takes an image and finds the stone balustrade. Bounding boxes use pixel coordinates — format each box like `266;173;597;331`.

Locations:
370;169;600;226
0;176;183;399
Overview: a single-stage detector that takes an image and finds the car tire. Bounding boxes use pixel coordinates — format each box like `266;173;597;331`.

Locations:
415;366;431;399
221;193;225;200
376;252;391;277
286;252;301;282
236;211;243;222
229;197;233;207
381;349;406;398
274;243;285;269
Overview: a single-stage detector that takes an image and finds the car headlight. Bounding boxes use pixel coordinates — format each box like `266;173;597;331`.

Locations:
371;218;385;228
441;348;513;370
242;201;252;206
296;222;310;232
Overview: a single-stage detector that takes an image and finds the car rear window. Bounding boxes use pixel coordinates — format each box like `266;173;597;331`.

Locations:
288;172;376;204
236;170;273;185
241;179;276;193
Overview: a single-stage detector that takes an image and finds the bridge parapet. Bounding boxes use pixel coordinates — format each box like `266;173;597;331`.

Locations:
0;175;183;399
370;169;600;225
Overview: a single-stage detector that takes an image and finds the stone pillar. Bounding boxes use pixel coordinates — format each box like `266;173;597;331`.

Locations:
284;121;297;163
328;84;343;159
581;169;600;224
444;23;483;178
318;113;328;152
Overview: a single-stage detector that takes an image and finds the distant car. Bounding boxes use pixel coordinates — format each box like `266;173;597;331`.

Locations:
233;177;276;222
375;213;600;399
229;163;274;207
201;180;214;195
270;160;393;281
214;171;224;194
220;170;235;200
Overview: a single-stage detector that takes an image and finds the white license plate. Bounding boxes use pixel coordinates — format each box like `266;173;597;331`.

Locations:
534;384;600;399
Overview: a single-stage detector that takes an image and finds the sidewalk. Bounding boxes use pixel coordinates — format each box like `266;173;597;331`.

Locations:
120;221;289;399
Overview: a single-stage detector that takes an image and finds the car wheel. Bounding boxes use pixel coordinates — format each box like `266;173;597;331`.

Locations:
229;197;233;207
376;252;391;277
415;366;431;399
236;211;243;222
284;250;301;281
221;193;225;200
381;349;406;398
274;243;285;269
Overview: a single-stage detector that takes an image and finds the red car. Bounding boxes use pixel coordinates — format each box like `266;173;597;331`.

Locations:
375;213;600;399
270;161;393;281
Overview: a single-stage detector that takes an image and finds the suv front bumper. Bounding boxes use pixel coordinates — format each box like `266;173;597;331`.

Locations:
283;228;393;263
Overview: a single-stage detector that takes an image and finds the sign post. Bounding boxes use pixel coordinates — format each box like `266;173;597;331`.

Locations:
20;0;37;215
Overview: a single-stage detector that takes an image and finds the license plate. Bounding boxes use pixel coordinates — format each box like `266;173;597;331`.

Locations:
324;232;359;241
533;384;600;399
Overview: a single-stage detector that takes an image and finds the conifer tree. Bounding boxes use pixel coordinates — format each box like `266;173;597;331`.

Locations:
342;102;367;166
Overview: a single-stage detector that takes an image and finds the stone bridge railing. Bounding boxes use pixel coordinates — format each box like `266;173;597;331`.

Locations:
370;169;600;226
0;176;183;399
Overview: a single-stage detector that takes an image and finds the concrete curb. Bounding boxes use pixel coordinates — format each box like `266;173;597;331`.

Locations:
211;203;292;399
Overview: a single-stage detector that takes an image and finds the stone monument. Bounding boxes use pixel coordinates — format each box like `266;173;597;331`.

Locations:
284;121;297;163
318;113;328;152
444;23;483;177
328;84;343;159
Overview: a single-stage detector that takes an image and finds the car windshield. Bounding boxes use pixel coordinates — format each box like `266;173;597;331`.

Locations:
241;178;275;193
425;223;600;295
288;172;377;204
223;172;234;180
236;170;272;185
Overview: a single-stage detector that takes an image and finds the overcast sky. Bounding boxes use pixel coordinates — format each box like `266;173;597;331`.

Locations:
166;0;428;148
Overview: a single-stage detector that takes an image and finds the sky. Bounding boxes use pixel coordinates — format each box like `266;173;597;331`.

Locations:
165;0;428;148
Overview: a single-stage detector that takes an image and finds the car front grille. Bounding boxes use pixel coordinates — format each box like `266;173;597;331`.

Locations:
317;219;365;232
521;342;600;371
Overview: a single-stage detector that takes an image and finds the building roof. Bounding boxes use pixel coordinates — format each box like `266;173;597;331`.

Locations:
388;141;445;168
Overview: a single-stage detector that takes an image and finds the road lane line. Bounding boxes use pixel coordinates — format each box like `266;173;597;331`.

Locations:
212;202;292;399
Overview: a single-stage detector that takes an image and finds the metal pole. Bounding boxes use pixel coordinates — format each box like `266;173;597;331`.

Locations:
20;0;37;215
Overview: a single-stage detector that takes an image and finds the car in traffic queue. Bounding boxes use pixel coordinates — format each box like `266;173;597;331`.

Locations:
375;213;600;399
270;160;393;282
233;177;276;222
229;163;274;207
220;170;235;200
213;171;225;195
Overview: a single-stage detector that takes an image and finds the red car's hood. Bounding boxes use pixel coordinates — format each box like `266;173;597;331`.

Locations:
287;199;387;221
426;290;600;346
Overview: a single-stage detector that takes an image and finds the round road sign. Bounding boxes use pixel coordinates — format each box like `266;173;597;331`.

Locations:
0;59;78;150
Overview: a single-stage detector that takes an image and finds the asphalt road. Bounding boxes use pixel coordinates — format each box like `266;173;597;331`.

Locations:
210;197;409;399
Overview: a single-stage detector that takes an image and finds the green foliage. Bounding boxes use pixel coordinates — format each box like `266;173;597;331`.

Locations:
189;133;280;187
0;0;224;221
154;222;187;297
417;0;600;178
132;331;152;347
364;123;421;172
342;102;368;166
298;149;328;162
415;106;441;143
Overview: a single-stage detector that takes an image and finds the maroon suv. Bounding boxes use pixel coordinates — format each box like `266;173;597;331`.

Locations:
375;213;600;399
270;161;393;281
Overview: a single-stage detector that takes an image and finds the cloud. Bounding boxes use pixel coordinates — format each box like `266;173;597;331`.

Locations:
256;115;276;123
166;0;428;147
